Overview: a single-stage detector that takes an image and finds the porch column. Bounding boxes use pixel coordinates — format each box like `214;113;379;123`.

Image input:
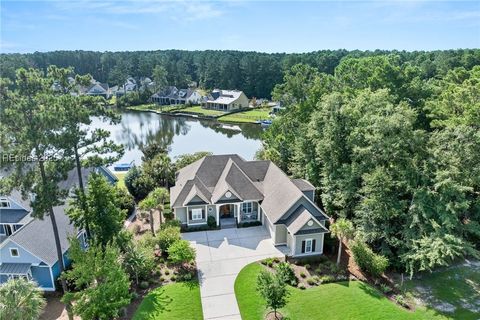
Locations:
216;205;220;226
237;204;241;223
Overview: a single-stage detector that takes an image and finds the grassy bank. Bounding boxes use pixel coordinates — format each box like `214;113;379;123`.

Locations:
218;107;271;123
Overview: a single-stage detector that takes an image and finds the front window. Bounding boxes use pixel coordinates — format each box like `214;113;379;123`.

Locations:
192;208;203;220
305;239;313;253
241;202;253;213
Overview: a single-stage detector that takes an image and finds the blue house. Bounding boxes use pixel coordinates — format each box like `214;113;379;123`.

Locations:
0;167;116;291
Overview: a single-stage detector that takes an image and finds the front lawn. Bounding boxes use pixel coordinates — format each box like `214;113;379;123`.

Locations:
132;281;203;320
218;107;271;123
127;104;185;113
403;263;480;320
180;105;226;116
114;171;127;189
235;262;445;320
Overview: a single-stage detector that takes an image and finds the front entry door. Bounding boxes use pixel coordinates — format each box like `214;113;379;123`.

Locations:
220;205;233;218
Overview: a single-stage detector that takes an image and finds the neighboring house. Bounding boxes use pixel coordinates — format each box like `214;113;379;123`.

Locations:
85;82;111;99
116;77;137;97
0;167;116;290
204;89;249;111
151;86;203;105
170;154;330;257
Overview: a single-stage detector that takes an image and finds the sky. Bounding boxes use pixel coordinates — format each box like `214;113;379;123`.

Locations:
1;0;479;54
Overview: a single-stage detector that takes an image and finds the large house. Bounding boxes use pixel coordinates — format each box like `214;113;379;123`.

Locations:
151;86;203;105
170;154;330;257
85;82;111;99
0;167;116;290
203;89;249;111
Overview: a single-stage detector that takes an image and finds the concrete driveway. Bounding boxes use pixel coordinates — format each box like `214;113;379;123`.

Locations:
183;226;287;320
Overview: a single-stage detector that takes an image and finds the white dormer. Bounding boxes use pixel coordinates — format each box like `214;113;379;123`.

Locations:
0;197;11;208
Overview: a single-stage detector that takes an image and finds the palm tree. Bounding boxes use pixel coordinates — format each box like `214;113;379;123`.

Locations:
139;187;170;235
0;278;46;320
330;218;355;265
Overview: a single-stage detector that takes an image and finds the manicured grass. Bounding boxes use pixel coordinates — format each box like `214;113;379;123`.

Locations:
181;105;226;116
114;171;127;189
127;104;186;113
404;264;480;320
132;281;203;320
235;263;446;320
218;107;271;123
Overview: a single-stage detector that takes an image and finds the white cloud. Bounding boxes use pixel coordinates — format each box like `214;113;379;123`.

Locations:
53;0;225;21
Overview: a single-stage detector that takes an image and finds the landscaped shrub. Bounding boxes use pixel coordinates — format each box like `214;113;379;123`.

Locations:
304;264;311;270
132;224;141;235
395;294;409;308
139;281;149;289
306;278;316;286
380;284;392;294
275;262;298;286
157;226;181;253
238;221;262;228
181;273;193;281
116;186;136;217
207;216;216;228
170;275;176;282
164;269;170;275
159;276;165;282
273;257;280;263
319;275;335;284
160;219;181;230
131;292;139;300
350;241;389;277
167;239;196;264
299;272;306;278
298;284;306;290
262;258;274;267
314;268;322;274
125;166;154;201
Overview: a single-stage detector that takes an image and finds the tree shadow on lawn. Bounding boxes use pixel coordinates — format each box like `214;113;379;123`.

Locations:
134;287;174;318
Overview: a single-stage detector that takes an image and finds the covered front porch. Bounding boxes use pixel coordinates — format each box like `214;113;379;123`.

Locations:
216;201;261;228
0;263;33;282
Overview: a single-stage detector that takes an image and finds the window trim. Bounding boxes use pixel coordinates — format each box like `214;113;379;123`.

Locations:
10;247;19;257
191;208;203;221
242;201;253;214
304;239;313;253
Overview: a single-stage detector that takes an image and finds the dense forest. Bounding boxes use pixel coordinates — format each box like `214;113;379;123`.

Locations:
260;52;480;275
1;49;479;98
1;49;478;275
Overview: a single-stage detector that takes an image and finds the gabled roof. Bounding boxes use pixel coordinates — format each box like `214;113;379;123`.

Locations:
206;90;246;105
291;178;315;192
171;155;329;227
1;167;103;266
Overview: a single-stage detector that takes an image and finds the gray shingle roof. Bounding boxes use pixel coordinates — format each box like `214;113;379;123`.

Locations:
171;154;329;228
6;168;95;266
9;203;75;266
291;178;316;191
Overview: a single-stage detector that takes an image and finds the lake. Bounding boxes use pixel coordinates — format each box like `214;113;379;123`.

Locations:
90;110;264;166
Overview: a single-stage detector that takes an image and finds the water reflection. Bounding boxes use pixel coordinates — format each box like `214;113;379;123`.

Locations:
90;110;263;165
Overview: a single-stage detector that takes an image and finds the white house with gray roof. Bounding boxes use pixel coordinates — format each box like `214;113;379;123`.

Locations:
204;89;249;111
171;154;330;257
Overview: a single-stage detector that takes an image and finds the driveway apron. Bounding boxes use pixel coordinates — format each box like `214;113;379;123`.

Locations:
183;226;286;320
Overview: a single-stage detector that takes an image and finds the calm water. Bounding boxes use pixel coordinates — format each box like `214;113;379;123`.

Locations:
90;110;263;166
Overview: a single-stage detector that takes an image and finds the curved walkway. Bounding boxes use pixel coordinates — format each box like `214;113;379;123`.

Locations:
183;226;288;320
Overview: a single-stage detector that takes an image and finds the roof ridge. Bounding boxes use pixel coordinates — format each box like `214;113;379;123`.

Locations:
229;160;263;196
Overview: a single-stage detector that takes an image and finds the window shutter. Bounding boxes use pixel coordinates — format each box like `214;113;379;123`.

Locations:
312;239;316;252
202;209;205;219
301;240;305;253
189;211;192;220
